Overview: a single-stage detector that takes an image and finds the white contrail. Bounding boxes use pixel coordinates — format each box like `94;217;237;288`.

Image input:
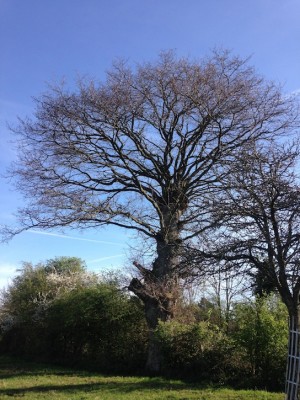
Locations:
87;254;124;264
27;230;124;246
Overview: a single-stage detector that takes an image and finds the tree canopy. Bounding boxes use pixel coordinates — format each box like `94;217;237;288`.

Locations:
6;51;296;240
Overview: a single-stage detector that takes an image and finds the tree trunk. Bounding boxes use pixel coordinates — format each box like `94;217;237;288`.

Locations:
143;298;169;374
129;221;182;373
145;329;162;373
285;310;300;400
128;201;184;372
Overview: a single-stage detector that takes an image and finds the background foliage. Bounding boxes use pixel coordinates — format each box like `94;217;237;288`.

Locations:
0;258;289;390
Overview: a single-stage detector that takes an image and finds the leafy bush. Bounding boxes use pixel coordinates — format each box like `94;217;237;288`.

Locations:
0;258;147;373
0;259;289;387
233;295;288;390
46;284;147;372
156;320;243;383
0;257;92;356
155;294;288;389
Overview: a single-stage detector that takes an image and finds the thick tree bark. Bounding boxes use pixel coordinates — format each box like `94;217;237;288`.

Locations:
285;309;300;400
129;240;180;372
144;299;169;374
129;207;183;372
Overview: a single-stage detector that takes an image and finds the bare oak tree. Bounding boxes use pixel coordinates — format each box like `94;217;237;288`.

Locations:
3;51;298;372
206;141;300;399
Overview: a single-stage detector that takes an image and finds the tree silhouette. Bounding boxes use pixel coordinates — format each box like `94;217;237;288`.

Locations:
3;51;298;371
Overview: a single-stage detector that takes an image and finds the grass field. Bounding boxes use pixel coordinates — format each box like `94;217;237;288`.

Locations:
0;357;284;400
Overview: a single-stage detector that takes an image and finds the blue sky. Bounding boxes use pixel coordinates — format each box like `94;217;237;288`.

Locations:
1;0;300;288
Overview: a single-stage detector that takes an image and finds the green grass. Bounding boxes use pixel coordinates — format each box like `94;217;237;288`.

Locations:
0;357;284;400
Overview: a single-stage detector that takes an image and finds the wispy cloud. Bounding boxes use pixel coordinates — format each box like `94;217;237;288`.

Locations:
27;230;124;246
290;89;300;96
285;88;300;99
0;262;19;289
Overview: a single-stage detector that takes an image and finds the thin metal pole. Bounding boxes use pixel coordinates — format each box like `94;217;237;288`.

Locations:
285;317;300;400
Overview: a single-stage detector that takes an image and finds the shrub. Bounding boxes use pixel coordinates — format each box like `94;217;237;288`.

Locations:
232;295;288;390
46;284;147;372
156;320;243;383
0;259;148;373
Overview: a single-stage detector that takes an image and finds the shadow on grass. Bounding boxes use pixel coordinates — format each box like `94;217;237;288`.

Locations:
0;369;95;380
0;357;100;380
0;379;201;397
0;356;213;398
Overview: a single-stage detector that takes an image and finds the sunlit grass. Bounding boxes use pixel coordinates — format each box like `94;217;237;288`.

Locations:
0;356;284;399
